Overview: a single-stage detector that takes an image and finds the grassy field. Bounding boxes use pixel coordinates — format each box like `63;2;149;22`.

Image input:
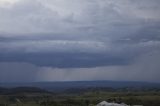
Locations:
0;91;160;106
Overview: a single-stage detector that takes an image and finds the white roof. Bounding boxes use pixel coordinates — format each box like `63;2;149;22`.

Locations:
97;101;128;106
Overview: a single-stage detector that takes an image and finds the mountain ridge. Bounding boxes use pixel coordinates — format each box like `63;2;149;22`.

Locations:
1;80;160;92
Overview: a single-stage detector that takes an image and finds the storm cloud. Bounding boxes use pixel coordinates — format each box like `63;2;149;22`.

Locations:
0;0;160;82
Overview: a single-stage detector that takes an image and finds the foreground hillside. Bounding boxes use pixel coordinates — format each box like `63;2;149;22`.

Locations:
0;86;160;106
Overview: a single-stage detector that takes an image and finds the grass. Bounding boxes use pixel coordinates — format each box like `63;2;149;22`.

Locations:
0;91;160;106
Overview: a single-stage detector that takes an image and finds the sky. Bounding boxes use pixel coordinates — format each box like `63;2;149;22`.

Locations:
0;0;160;83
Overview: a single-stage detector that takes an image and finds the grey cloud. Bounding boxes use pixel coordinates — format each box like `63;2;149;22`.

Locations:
0;0;159;35
0;62;39;82
1;35;159;68
0;40;108;53
35;50;160;82
1;50;159;82
0;0;160;82
0;38;159;68
0;52;130;68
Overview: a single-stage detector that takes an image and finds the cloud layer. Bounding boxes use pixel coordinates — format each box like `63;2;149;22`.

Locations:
0;0;160;82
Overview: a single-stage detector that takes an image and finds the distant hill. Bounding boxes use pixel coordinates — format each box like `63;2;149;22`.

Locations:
0;87;49;95
0;87;8;94
0;80;160;92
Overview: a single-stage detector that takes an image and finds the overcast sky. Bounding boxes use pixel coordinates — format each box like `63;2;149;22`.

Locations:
0;0;160;83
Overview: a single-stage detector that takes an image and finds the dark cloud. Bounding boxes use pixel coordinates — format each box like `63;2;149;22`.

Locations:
0;52;131;68
1;49;159;82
